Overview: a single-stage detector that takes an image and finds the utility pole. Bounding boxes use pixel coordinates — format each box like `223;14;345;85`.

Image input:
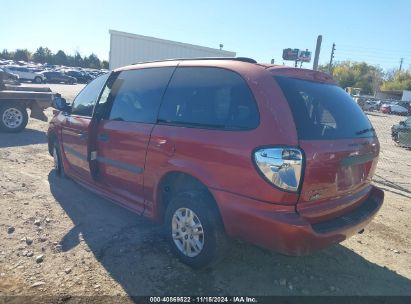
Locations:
329;43;336;75
399;58;404;72
313;35;322;71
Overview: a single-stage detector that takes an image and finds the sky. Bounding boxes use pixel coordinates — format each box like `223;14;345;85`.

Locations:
1;0;411;71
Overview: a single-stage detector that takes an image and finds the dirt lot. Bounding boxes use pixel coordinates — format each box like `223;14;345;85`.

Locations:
1;83;410;300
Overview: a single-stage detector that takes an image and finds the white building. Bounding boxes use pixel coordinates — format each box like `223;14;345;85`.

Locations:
402;90;411;102
109;29;236;70
376;90;411;102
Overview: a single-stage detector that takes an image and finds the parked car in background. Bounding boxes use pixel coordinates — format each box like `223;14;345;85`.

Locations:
48;58;384;268
392;116;411;147
0;68;20;85
380;102;409;115
3;66;46;83
64;70;94;84
358;99;380;111
396;100;411;113
87;70;101;78
392;104;409;115
380;103;390;114
29;68;44;73
367;100;381;111
40;71;77;84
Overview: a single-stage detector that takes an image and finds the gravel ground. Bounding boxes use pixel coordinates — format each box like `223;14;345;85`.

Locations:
0;84;410;301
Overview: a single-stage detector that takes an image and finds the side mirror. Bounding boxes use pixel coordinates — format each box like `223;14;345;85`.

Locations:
52;97;68;111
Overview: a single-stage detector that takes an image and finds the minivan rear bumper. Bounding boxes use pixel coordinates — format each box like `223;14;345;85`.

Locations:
213;186;383;255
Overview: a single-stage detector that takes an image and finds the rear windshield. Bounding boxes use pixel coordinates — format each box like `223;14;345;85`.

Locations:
275;76;375;140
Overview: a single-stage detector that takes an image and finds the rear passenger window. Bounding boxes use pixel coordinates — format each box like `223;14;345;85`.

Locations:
158;67;259;130
108;68;175;123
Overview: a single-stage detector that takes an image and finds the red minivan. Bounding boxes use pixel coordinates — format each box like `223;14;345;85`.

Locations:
48;58;384;268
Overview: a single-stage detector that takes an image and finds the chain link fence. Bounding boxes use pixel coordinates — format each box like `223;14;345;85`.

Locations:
366;111;411;199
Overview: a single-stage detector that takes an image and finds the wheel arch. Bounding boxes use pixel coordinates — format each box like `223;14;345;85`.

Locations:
155;171;224;228
0;99;30;109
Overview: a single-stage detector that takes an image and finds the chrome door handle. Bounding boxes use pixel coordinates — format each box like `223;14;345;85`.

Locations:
154;138;175;155
155;139;167;147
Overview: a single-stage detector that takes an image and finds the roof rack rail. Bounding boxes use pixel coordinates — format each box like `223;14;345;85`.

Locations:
132;57;257;65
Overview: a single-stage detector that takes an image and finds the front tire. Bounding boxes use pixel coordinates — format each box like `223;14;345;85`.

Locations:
52;139;65;177
165;191;227;269
0;103;28;133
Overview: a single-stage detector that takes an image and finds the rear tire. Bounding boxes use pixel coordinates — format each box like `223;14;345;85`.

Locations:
0;103;28;133
34;76;42;84
164;191;228;269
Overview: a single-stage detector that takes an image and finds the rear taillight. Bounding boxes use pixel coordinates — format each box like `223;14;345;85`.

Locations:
253;147;304;192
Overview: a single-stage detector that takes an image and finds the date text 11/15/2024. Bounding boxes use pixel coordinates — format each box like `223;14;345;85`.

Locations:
148;296;257;303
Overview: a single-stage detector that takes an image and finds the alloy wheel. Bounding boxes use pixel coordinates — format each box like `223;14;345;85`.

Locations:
172;208;205;257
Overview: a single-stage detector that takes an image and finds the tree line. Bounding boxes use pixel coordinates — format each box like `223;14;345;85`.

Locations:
0;47;108;70
318;61;411;95
2;47;410;93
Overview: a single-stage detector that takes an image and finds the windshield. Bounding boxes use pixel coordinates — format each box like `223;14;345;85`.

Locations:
275;76;376;140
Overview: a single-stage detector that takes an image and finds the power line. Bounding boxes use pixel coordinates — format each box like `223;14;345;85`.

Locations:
337;48;407;54
334;51;406;63
337;48;411;56
336;54;405;61
337;53;411;61
337;44;411;53
334;58;404;67
330;55;407;70
334;53;402;61
336;56;399;61
338;49;411;57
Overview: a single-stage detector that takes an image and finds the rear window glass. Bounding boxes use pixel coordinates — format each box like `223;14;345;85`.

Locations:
158;67;259;130
275;76;375;140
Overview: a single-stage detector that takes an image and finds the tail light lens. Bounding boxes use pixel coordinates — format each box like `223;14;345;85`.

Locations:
253;147;304;192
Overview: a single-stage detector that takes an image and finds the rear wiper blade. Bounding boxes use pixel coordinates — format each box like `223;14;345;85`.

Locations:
355;128;375;135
